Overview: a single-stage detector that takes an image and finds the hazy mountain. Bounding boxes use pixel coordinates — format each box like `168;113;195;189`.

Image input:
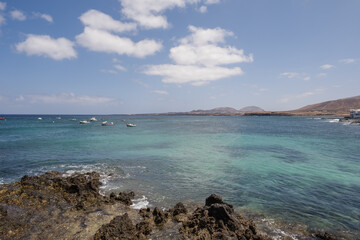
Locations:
239;106;265;112
295;95;360;113
190;107;239;114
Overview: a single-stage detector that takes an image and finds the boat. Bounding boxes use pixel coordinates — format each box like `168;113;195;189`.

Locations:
38;117;42;120
89;117;97;122
0;117;5;120
79;120;90;124
126;123;136;127
70;118;77;121
56;117;61;120
102;121;114;126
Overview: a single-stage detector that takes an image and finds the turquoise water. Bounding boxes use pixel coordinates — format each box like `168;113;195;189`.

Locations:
1;115;360;237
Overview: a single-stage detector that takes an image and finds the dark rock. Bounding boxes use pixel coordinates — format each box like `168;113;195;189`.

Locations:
139;208;152;219
205;194;224;206
180;194;268;240
93;213;138;240
171;202;187;217
115;191;135;206
136;221;152;236
152;207;166;225
314;232;338;240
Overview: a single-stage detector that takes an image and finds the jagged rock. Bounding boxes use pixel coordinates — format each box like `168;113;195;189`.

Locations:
136;221;152;236
314;232;338;240
153;207;166;225
180;194;268;240
93;213;138;240
171;202;187;217
115;191;135;206
139;208;152;219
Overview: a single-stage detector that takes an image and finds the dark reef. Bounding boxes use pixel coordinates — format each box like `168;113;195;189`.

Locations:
0;171;342;239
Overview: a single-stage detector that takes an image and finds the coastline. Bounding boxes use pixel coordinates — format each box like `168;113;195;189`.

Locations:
0;171;351;240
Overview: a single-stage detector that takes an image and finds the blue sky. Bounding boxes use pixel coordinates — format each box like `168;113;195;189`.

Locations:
0;0;359;114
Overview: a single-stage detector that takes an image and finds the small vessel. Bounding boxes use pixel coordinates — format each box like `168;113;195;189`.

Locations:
0;117;5;120
38;117;42;120
89;117;97;122
79;120;90;124
70;118;77;121
126;123;136;127
56;117;61;120
102;121;114;126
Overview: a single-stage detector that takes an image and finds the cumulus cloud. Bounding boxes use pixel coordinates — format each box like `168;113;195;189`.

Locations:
340;58;355;64
120;0;202;29
144;25;252;86
198;5;207;13
205;0;220;4
16;34;77;60
320;64;335;70
17;93;116;105
10;10;26;21
0;2;6;11
76;27;162;58
33;12;53;23
79;9;136;33
280;72;299;79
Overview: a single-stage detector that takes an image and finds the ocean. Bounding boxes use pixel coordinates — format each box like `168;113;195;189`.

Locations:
0;115;359;239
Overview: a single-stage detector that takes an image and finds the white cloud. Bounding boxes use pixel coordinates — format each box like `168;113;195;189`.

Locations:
0;2;6;11
280;72;299;79
198;5;207;13
114;64;127;71
16;34;77;60
303;76;311;81
340;58;355;64
145;64;243;86
145;25;252;86
317;73;327;77
120;0;202;29
320;64;335;70
18;93;116;105
152;90;169;95
76;27;162;58
79;9;136;33
10;10;26;21
205;0;220;4
34;12;53;23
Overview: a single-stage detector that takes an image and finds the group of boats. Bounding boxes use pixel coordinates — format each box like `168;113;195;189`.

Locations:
78;117;136;127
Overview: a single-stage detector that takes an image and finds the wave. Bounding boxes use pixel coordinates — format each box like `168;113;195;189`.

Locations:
130;195;149;210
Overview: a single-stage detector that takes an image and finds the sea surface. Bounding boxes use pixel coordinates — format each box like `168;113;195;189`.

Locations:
1;115;360;239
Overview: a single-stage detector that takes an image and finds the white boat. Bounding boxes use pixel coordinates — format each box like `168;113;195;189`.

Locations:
102;121;114;126
89;117;97;122
38;117;42;120
126;123;136;127
56;117;61;120
70;118;77;121
79;120;90;124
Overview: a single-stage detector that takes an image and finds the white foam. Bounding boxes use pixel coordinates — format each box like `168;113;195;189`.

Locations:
327;119;340;123
130;196;149;210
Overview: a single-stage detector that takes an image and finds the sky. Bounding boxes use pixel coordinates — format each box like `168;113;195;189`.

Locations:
0;0;359;114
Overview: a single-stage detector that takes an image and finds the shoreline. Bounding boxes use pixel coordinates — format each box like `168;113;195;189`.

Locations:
0;171;353;240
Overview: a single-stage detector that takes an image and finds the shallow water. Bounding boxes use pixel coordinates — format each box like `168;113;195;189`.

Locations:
0;115;359;238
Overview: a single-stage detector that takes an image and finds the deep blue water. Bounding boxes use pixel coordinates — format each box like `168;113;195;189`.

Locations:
0;115;359;238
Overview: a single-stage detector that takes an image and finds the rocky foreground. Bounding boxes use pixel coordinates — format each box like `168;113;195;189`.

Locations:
0;172;337;240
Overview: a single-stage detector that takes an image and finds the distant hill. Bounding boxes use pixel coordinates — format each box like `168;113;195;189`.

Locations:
239;106;265;112
190;107;238;114
295;95;360;113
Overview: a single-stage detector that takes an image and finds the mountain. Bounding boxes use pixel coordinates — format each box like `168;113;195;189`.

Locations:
295;95;360;113
239;106;265;112
190;107;238;114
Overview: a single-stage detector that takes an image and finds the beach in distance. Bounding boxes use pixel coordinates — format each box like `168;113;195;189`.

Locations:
1;115;360;239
